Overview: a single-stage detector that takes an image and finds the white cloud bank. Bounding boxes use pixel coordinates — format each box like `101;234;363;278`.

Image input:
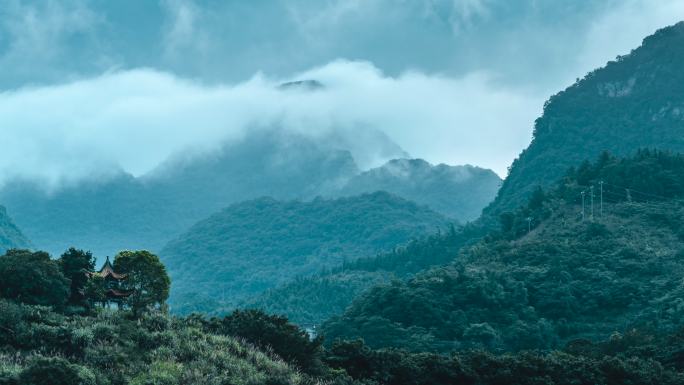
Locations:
0;61;543;188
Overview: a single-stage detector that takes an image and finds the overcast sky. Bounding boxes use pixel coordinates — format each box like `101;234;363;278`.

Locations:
1;0;683;185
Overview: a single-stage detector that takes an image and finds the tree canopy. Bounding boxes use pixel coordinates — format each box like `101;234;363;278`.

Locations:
0;249;69;308
58;248;96;306
114;250;170;315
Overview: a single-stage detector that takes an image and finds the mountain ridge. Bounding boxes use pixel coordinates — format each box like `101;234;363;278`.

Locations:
161;191;455;314
485;21;684;218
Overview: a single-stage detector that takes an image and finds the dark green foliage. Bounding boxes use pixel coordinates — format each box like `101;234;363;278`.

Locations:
83;275;107;308
162;191;453;313
0;207;30;254
204;309;325;375
243;225;478;325
58;248;96;306
486;21;684;218
338;159;501;222
0;303;309;385
243;271;392;326
323;152;684;353
0;250;69;308
323;337;684;385
18;357;93;385
114;250;171;315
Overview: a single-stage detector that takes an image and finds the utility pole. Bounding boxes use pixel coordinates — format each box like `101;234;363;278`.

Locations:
581;190;586;221
599;181;604;218
590;186;595;221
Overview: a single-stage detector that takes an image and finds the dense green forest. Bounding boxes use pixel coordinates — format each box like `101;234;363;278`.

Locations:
242;226;482;325
323;151;684;354
0;248;320;384
336;159;501;221
5;244;684;385
161;191;453;314
486;21;684;217
0;206;30;254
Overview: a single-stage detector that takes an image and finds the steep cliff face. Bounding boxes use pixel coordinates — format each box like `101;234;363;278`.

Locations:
486;21;684;217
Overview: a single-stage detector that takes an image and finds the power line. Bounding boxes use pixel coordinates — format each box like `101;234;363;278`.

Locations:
601;182;684;203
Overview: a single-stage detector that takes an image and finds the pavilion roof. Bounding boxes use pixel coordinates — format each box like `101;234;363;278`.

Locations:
93;256;128;280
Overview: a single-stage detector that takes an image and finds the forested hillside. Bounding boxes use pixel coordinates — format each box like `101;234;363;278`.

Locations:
242;227;477;325
323;151;684;352
336;159;501;221
162;192;453;314
486;21;684;217
5;247;684;385
0;206;30;253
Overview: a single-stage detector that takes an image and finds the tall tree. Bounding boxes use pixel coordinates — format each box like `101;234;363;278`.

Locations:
113;250;170;315
58;248;95;305
0;249;69;307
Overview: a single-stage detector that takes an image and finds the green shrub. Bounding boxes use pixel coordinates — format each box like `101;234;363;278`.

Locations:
208;309;325;375
18;357;94;385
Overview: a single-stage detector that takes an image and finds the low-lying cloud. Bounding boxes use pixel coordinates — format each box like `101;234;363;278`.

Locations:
0;61;543;188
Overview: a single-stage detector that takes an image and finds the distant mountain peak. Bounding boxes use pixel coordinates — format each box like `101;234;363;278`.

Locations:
278;79;324;90
336;158;501;222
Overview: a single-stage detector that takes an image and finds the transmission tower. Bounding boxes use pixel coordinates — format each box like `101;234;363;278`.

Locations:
590;186;595;221
599;181;604;218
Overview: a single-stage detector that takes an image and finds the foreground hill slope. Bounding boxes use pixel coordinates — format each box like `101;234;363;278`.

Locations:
337;159;501;221
0;302;313;385
487;21;684;216
0;206;30;253
323;151;684;352
161;191;453;313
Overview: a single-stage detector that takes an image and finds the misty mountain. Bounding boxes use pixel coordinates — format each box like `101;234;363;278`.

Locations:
323;151;684;352
0;130;365;256
485;22;684;218
0;126;500;257
0;206;30;253
161;191;453;314
336;159;501;221
278;79;325;90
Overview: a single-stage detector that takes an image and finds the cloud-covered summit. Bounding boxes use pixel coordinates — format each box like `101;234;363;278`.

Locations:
0;61;541;187
0;0;683;186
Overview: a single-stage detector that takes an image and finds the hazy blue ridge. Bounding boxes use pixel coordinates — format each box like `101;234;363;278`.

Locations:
336;158;502;222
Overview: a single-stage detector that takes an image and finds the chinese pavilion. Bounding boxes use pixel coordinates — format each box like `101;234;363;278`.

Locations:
90;256;133;307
